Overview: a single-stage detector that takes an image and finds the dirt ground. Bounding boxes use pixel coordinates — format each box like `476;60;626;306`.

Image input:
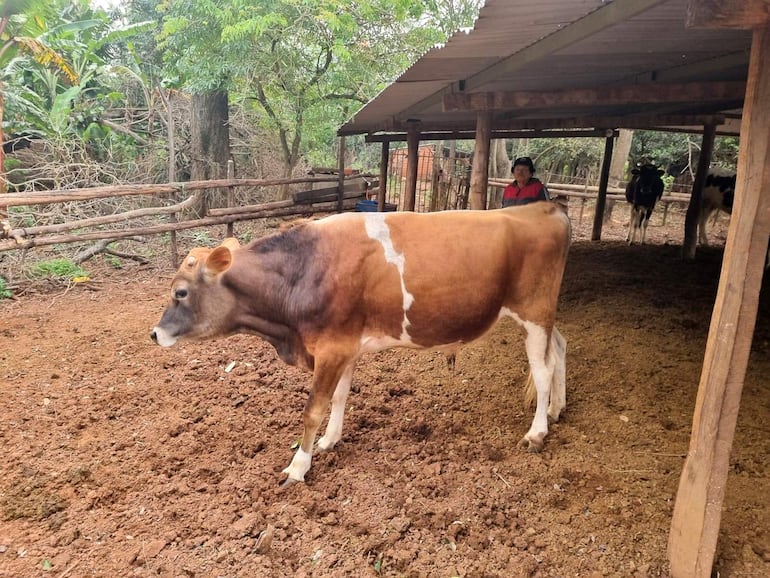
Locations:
1;205;768;577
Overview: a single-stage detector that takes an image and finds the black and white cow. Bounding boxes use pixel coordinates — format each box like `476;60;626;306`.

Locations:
626;163;665;245
697;167;736;246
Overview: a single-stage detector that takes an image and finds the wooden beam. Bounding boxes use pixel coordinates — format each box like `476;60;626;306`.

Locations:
668;24;770;577
469;112;491;210
365;114;731;135
443;82;746;112
396;0;667;122
591;136;615;241
365;129;617;143
404;121;420;211
378;143;389;212
682;124;718;260
687;0;770;29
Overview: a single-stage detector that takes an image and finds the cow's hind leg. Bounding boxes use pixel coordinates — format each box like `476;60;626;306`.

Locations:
282;352;349;486
317;362;355;451
547;327;567;422
626;206;635;243
518;323;554;452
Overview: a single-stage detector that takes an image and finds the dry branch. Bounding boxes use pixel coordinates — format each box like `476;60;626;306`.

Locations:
6;196;197;239
0;176;349;208
73;238;149;265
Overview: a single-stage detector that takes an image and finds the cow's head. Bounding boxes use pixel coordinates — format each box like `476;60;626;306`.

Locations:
631;163;665;196
151;238;241;347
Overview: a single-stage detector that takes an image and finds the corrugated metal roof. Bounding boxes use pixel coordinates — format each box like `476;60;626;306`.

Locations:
339;0;751;136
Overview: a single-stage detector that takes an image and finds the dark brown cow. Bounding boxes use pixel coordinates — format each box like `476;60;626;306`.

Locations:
151;202;571;485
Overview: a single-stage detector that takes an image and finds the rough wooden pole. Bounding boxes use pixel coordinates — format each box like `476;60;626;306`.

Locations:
226;159;235;237
469;112;492;210
682;123;717;259
668;24;770;577
162;88;179;268
378;142;389;212
404;122;420;211
591;134;615;241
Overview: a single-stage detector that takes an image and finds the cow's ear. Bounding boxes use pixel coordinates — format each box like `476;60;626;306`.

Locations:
631;168;640;175
204;246;233;279
220;237;240;252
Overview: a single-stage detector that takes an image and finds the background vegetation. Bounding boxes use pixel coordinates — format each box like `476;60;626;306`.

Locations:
0;0;740;297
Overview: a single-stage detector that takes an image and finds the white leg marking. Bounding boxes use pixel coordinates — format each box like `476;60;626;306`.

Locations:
547;327;567;421
364;214;414;340
318;364;354;451
626;206;635;243
282;448;313;483
523;324;552;448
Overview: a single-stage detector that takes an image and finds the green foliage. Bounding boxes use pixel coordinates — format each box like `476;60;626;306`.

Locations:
0;277;12;299
158;0;482;172
630;130;739;176
190;230;214;246
31;259;88;280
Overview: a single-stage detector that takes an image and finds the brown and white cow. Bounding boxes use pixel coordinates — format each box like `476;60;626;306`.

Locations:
151;202;571;486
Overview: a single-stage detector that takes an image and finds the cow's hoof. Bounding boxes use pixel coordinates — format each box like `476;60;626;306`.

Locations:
316;438;338;452
518;435;544;453
278;476;302;491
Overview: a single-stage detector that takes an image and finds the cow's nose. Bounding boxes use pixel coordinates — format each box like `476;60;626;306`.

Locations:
150;330;158;343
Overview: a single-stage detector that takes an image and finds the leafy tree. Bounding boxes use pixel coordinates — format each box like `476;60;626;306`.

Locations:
630;130;739;181
158;0;482;194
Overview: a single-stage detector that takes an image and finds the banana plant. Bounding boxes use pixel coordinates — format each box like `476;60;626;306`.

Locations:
1;0;76;193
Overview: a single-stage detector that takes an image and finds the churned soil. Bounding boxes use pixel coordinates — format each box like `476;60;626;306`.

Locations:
0;206;768;577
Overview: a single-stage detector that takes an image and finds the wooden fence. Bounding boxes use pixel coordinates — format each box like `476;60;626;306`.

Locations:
488;179;692;225
1;172;693;261
0;174;376;263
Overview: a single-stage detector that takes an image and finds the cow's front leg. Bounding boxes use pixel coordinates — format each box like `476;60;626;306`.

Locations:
281;354;348;486
317;362;355;451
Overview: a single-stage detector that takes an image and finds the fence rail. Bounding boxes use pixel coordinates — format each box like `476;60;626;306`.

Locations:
0;174;375;257
1;170;694;256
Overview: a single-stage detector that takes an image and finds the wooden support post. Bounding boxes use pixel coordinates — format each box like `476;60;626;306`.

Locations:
682;123;717;259
337;135;346;213
378;143;389;212
591;134;615;241
469;112;491;210
226;159;235;238
668;24;770;577
404;121;420;211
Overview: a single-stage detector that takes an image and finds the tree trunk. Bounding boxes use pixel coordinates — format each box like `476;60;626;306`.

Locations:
188;90;230;218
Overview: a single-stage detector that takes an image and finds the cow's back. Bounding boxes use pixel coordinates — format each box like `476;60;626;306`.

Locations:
309;202;570;348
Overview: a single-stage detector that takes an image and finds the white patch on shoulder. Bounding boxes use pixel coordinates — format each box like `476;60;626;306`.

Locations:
364;213;414;340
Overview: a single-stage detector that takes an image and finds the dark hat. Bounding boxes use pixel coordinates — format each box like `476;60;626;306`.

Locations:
512;156;535;173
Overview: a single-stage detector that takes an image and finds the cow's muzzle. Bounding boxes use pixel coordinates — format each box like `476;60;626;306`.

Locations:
150;327;177;347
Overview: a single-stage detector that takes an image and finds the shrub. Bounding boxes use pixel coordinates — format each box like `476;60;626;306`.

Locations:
31;259;88;280
0;277;11;299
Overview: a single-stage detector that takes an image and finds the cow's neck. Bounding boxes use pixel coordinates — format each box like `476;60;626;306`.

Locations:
223;246;317;370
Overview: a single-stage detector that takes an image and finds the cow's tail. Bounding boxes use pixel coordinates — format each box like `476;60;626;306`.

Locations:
523;371;537;408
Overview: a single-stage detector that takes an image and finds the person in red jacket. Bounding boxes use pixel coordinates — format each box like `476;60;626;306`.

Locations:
502;156;550;207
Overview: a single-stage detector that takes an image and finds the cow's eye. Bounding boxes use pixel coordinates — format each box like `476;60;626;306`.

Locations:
174;288;189;300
